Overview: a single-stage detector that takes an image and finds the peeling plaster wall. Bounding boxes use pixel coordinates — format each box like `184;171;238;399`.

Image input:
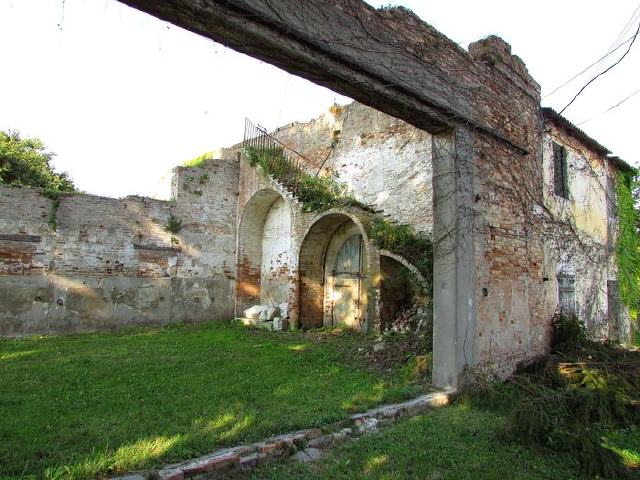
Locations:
260;196;291;305
542;127;629;342
0;158;239;337
273;102;433;234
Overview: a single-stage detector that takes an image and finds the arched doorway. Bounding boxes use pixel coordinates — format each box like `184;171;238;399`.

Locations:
379;253;430;332
236;189;292;315
297;211;374;331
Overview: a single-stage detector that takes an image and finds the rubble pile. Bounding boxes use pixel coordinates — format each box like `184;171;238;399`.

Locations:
386;303;431;334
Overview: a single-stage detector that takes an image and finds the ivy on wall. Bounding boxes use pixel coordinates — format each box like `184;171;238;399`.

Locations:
244;146;368;213
244;145;433;290
615;171;640;308
371;217;433;285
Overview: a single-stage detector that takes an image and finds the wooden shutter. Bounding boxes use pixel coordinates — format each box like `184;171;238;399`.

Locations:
558;274;576;313
553;142;563;196
561;146;569;198
553;142;568;198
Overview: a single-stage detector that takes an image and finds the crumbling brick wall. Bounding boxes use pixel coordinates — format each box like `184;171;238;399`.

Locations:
0;158;239;337
273;102;433;234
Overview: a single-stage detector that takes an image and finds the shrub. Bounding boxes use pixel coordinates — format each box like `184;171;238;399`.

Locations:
551;310;587;352
165;213;182;234
371;217;433;285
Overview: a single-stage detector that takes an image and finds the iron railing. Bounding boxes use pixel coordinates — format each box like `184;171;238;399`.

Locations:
242;119;308;197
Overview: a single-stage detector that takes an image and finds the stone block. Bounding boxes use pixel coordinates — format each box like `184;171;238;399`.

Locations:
181;452;240;475
292;447;323;463
244;305;267;319
157;468;184;480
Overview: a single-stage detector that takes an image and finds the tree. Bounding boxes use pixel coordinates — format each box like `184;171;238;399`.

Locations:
0;129;75;197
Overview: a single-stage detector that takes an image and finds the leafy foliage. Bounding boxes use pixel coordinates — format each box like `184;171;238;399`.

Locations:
615;171;640;308
165;213;182;234
244;146;368;213
551;310;588;351
469;312;640;479
182;151;214;168
371;217;433;285
0;130;75;198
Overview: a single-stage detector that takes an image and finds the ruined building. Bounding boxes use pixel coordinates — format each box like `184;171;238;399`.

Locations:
0;3;635;388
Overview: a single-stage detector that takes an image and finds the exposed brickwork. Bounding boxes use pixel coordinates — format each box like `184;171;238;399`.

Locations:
0;158;239;337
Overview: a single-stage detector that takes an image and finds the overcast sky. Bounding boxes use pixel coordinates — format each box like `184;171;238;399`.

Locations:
1;0;638;199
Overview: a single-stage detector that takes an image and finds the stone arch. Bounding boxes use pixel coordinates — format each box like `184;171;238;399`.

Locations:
378;251;430;331
296;209;378;331
236;188;293;315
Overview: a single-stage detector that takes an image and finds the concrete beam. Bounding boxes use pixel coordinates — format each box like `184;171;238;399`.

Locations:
116;0;529;152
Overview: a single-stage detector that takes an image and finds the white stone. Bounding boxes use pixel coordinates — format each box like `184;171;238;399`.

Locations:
357;417;379;434
292;447;323;463
244;305;267;320
259;306;280;321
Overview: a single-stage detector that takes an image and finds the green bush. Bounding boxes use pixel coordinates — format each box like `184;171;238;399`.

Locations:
165;213;182;234
551;310;588;352
371;217;433;285
244;146;366;213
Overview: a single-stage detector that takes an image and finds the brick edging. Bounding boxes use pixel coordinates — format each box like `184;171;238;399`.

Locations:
112;388;455;480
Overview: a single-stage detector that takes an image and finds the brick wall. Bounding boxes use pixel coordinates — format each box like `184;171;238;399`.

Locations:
0;158;239;337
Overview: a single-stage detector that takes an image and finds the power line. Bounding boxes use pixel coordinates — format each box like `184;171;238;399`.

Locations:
543;2;640;99
558;19;640;116
543;36;634;99
577;86;640;126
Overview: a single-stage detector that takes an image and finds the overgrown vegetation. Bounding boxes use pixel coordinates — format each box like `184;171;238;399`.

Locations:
468;312;640;479
164;213;182;234
0;322;423;479
0;130;76;230
370;217;433;284
244;146;369;213
182;151;214;168
615;171;640;310
244;146;433;282
0;130;75;195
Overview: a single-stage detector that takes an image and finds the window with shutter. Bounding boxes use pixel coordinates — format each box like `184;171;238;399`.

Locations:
553;142;569;199
558;274;576;314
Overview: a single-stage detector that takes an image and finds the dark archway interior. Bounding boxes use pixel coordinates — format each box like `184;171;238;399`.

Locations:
379;255;415;330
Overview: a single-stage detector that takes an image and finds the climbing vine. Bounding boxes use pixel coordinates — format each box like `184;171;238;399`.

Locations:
615;171;640;308
244;146;369;213
245;145;433;290
371;217;433;292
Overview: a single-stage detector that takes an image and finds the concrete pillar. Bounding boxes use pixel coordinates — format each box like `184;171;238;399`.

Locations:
431;128;476;390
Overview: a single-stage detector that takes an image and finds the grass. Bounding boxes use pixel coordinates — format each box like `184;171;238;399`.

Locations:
0;322;422;479
250;316;640;480
251;403;584;480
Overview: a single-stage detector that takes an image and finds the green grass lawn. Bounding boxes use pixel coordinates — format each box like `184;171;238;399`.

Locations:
0;322;421;479
251;404;640;480
251;403;585;480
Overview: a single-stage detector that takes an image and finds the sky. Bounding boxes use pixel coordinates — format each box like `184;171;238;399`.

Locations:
0;0;638;199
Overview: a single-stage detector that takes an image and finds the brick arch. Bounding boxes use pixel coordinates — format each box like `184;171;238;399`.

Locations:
295;209;379;331
236;188;293;315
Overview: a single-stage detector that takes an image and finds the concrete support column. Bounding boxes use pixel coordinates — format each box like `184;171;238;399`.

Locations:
431;128;476;390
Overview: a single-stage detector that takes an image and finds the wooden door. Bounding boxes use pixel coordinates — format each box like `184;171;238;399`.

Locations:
332;234;363;328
